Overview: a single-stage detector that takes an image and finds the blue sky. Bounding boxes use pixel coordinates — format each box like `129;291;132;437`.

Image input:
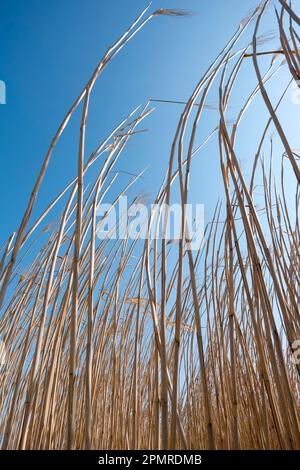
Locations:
0;0;294;248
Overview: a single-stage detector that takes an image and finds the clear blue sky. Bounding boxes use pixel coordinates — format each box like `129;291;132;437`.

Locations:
1;0;292;247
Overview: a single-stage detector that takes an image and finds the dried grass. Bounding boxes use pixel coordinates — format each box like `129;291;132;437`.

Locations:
0;1;299;450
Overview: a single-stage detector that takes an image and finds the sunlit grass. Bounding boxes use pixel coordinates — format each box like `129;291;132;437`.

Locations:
0;0;299;450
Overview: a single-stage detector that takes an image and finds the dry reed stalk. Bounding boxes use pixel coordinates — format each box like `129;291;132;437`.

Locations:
0;1;300;450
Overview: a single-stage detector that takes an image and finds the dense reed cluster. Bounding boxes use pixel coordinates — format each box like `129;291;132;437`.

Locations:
0;0;299;449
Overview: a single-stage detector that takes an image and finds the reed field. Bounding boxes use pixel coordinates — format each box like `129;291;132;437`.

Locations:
0;0;300;450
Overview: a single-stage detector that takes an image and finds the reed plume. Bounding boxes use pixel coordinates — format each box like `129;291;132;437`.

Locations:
0;0;300;450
